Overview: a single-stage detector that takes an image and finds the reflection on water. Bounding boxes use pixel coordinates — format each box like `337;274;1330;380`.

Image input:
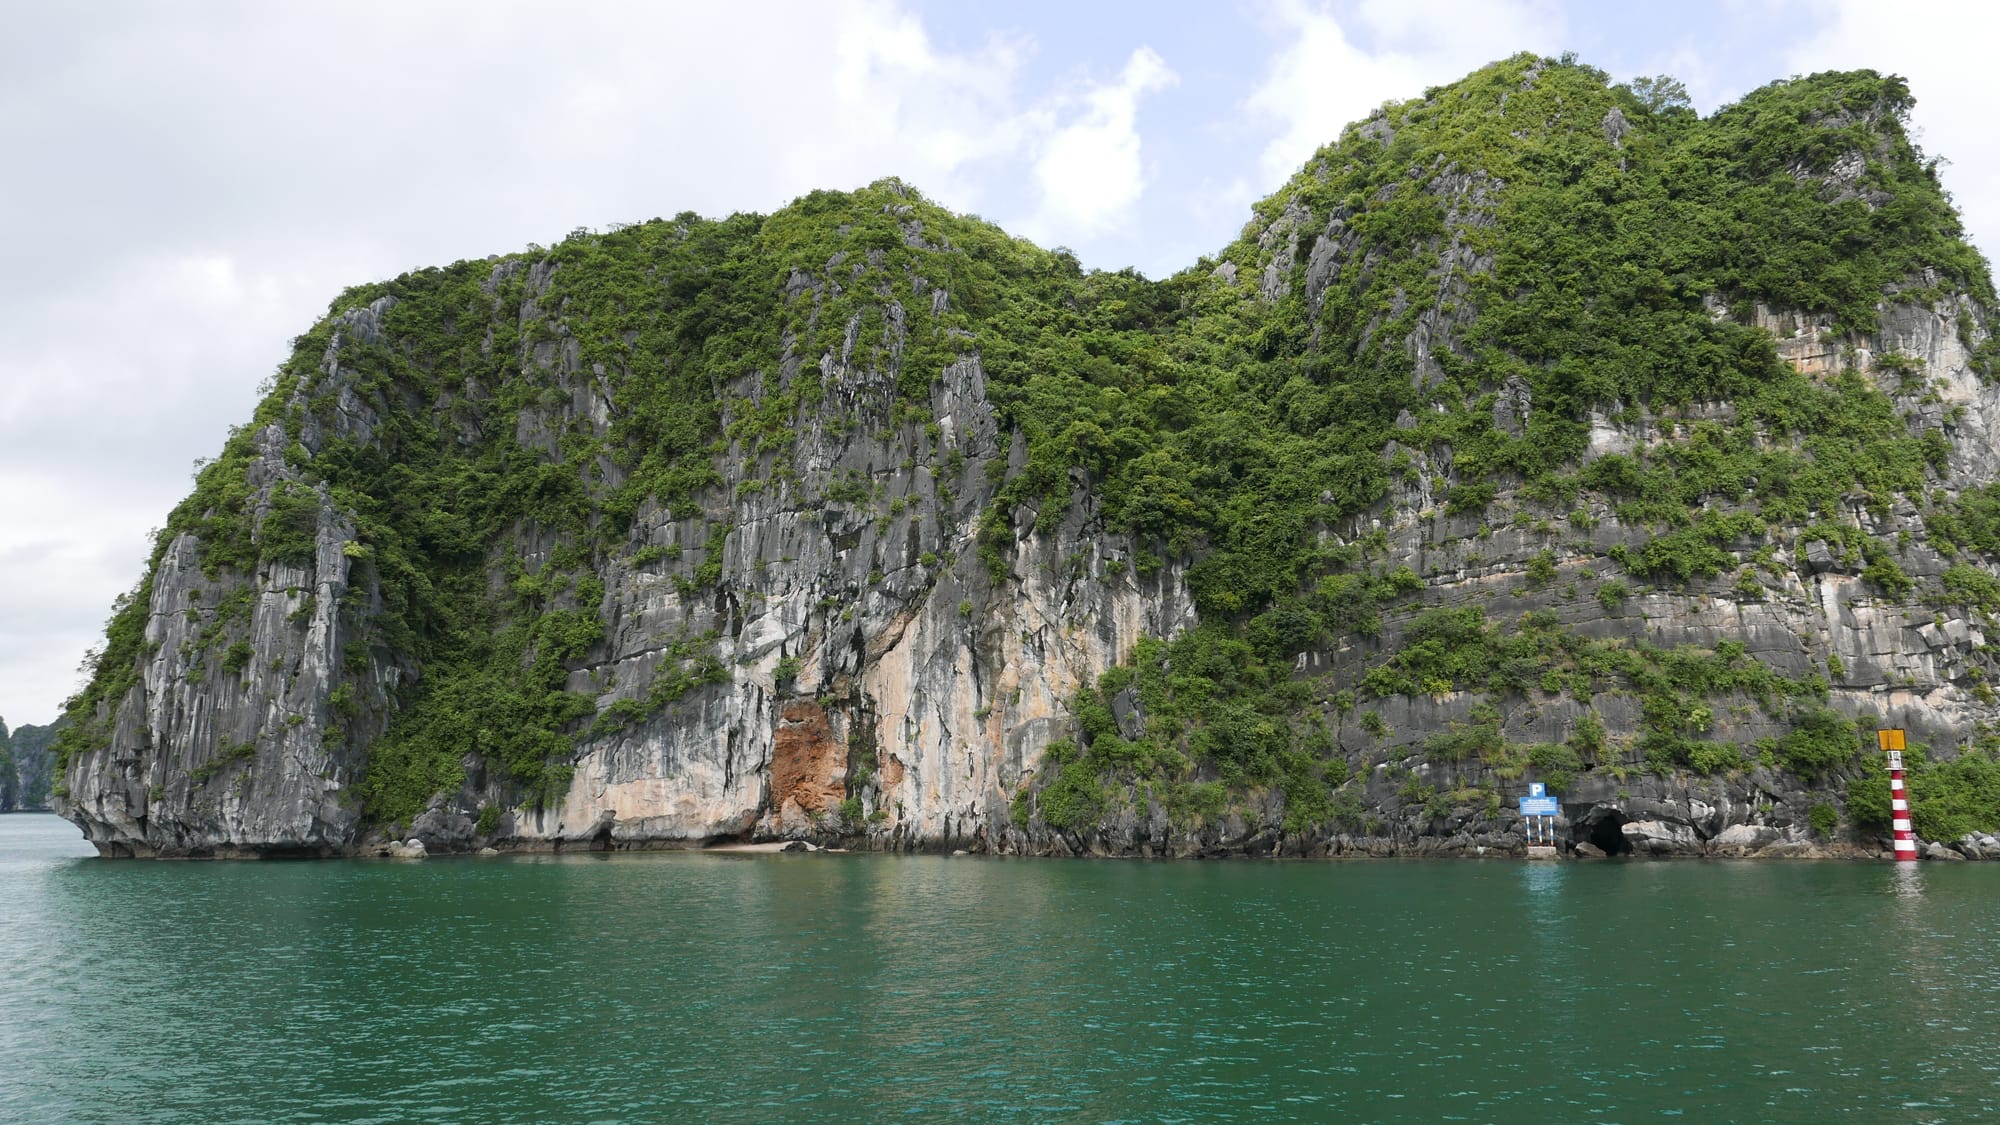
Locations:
3;815;2000;1124
1518;856;1566;902
1895;861;1927;898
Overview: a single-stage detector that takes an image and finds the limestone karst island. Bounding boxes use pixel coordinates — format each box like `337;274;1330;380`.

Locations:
50;55;2000;861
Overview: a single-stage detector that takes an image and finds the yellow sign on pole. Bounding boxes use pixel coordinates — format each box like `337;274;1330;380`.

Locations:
1876;728;1906;751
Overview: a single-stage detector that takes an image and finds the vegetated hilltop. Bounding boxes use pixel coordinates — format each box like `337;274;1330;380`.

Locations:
55;54;2000;859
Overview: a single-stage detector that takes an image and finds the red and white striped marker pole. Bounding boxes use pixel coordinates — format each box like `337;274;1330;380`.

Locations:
1879;728;1917;862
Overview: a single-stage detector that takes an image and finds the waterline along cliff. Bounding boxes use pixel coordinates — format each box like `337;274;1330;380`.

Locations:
56;56;2000;859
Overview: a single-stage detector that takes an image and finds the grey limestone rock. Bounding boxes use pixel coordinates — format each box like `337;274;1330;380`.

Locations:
1601;106;1630;148
1710;823;1783;855
1623;820;1702;856
411;802;477;849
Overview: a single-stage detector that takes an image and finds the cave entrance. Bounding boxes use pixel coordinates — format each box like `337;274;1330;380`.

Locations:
1577;807;1632;856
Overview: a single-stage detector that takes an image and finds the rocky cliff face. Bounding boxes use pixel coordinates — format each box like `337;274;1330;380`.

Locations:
1094;294;2000;861
55;55;2000;859
502;328;1195;854
57;197;1198;859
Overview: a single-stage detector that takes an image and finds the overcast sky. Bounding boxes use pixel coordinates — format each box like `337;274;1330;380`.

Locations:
2;0;1995;725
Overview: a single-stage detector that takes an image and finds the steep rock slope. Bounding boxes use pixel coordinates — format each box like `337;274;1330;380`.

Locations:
56;55;2000;858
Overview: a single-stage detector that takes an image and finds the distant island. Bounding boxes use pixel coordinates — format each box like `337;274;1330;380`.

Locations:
2;718;58;812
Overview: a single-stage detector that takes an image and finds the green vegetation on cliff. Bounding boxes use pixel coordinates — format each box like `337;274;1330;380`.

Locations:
1006;56;1996;837
56;53;2000;841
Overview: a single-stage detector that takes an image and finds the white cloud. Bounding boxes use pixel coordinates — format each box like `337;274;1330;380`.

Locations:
1352;0;1561;59
1021;47;1180;242
809;2;1037;206
1783;0;2000;267
0;476;165;730
1245;0;1564;186
0;247;337;726
1188;174;1262;239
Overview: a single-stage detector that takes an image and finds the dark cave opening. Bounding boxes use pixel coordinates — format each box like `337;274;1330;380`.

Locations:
1584;809;1632;856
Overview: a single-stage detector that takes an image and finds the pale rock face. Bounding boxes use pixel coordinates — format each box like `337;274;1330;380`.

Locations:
508;432;1198;850
61;305;404;856
1710;823;1784;853
1623;819;1702;855
1258;198;1311;302
62;500;372;857
473;332;1198;854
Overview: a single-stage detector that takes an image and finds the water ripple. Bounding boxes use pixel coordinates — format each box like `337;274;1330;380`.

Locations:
4;817;2000;1122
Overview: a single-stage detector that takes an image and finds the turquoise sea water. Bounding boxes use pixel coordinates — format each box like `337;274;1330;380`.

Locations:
3;812;1997;1123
